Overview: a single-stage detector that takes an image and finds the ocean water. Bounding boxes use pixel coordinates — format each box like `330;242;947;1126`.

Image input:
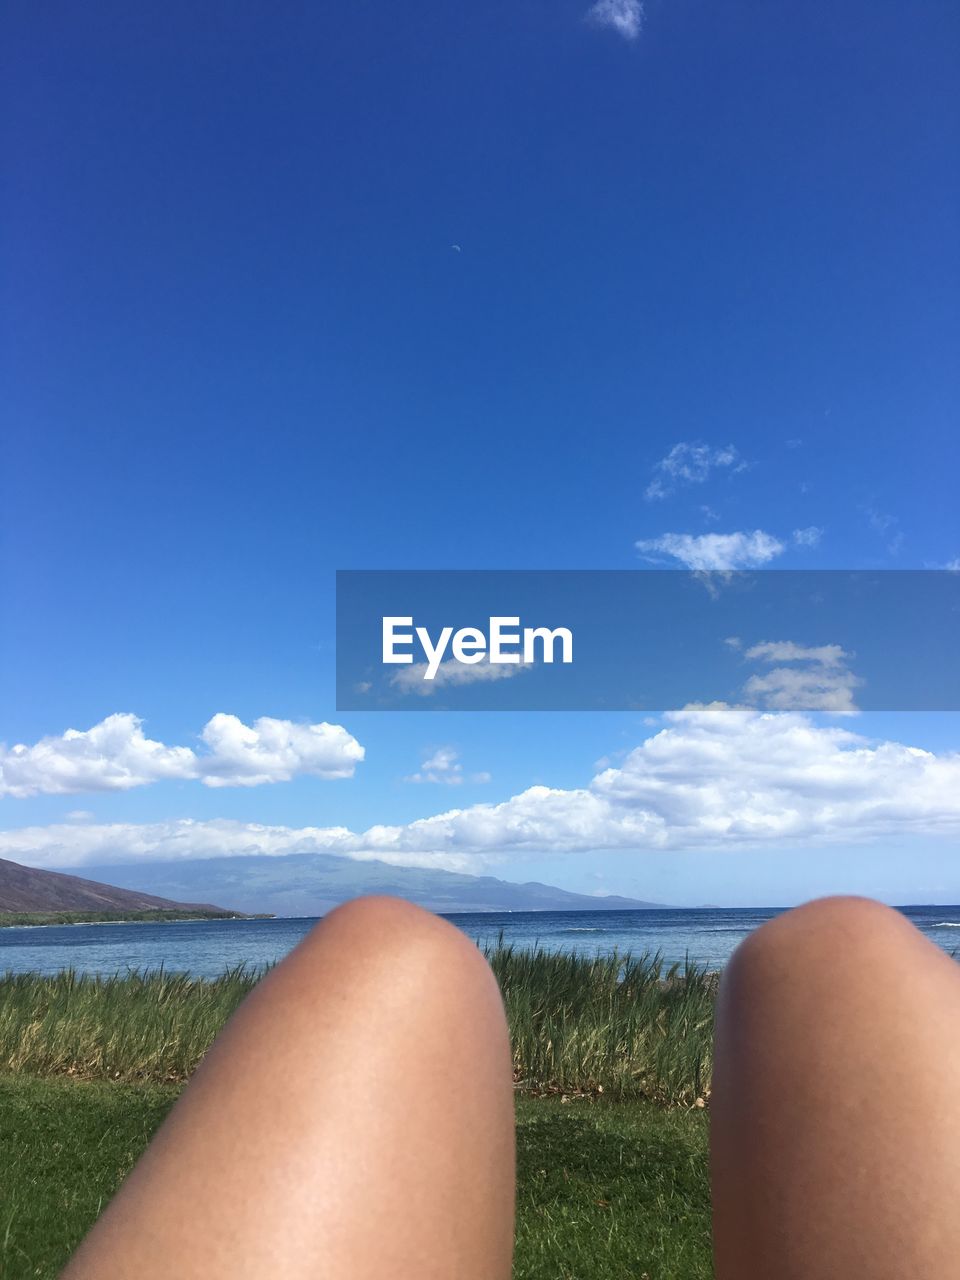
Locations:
2;905;960;980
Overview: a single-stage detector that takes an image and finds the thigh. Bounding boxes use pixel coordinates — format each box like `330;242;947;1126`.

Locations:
711;897;960;1279
63;897;516;1280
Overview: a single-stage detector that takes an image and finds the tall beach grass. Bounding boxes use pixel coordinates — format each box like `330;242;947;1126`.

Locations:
0;945;716;1103
493;944;715;1104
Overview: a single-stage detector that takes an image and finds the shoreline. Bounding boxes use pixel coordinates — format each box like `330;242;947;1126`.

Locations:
0;911;273;931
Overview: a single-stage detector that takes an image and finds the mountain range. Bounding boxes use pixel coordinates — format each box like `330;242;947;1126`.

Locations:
79;851;663;915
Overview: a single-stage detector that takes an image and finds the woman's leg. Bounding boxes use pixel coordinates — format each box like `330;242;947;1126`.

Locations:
62;896;516;1280
711;896;960;1279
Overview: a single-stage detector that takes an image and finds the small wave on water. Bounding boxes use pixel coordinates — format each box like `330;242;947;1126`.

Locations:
559;927;606;933
689;926;756;935
931;922;960;928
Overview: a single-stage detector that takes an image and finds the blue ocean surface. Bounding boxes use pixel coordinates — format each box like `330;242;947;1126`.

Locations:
2;905;960;980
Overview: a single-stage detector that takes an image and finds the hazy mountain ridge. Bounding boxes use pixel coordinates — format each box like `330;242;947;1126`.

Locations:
80;852;665;915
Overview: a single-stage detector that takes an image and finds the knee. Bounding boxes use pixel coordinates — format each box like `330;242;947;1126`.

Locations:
299;895;503;1011
319;892;440;941
317;893;476;958
723;896;910;1003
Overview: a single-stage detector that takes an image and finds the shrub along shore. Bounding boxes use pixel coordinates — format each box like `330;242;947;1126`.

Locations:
0;944;715;1103
0;907;266;928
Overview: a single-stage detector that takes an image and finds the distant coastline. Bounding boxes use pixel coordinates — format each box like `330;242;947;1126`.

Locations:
0;908;274;930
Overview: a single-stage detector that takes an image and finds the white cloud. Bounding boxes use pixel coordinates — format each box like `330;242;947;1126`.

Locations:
199;714;364;787
645;442;744;501
0;817;478;875
740;640;861;715
742;666;861;716
792;526;823;548
390;658;529;697
744;641;848;666
6;708;960;870
0;714;197;799
586;0;644;40
635;530;785;570
404;746;491;786
0;713;364;798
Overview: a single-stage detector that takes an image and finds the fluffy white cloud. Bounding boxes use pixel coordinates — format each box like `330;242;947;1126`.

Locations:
0;713;364;798
586;0;644;40
199;714;363;786
404;746;491;786
635;530;785;570
644;442;743;501
0;715;197;799
6;707;959;870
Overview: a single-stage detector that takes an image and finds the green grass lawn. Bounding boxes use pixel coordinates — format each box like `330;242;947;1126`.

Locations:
0;1076;176;1279
515;1098;712;1279
0;1075;712;1279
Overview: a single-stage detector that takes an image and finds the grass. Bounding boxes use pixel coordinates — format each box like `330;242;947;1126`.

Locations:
0;968;253;1082
0;1074;177;1278
493;944;715;1104
0;947;717;1274
0;1075;713;1280
515;1098;712;1279
0;946;716;1102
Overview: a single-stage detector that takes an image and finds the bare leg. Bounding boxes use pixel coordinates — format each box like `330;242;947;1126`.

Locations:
63;897;515;1280
711;896;960;1279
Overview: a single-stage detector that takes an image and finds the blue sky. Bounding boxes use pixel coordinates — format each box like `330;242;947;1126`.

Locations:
2;0;958;905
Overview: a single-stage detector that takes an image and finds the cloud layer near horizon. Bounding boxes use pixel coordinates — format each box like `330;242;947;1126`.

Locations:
5;707;959;870
0;713;364;797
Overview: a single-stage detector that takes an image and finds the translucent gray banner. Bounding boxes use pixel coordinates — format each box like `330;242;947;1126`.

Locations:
336;570;959;712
